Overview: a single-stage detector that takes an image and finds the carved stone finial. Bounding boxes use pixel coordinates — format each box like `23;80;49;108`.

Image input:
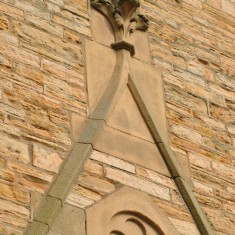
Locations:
91;0;149;55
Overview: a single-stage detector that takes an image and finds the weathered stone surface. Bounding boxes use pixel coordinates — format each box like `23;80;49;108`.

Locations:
13;22;83;68
0;0;235;234
106;167;170;201
0;15;9;31
66;193;94;208
0;198;30;219
90;150;135;173
78;173;115;195
0;135;29;163
0;182;30;204
33;144;62;173
169;217;200;235
84;159;104;176
136;166;176;189
0;2;24;19
72;184;102;201
8;162;53;193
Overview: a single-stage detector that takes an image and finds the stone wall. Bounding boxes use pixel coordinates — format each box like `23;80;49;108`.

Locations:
0;0;234;234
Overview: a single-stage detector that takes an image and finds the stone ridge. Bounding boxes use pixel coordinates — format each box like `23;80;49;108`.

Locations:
0;0;234;235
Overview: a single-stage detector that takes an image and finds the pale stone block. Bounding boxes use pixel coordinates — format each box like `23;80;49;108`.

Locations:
72;185;102;201
221;0;235;15
0;2;24;19
0;135;29;163
84;159;104;176
33;144;63;173
66;193;94;208
136;166;176;189
0;198;30;218
8;162;53;183
106;167;170;201
212;161;235;181
90;150;135;173
78;173;115;194
193;181;214;196
0;182;30;204
171;125;202;144
189;152;212;170
169;217;200;235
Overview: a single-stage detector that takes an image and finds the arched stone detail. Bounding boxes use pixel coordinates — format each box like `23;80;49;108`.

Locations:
86;186;180;235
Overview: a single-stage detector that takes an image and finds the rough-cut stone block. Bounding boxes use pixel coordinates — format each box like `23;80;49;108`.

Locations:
0;40;40;68
42;59;84;87
0;182;30;204
0;135;29;163
78;173;115;195
33;144;62;173
66;193;94;208
136;166;176;189
0;3;24;19
0;198;30;218
90;150;135;173
212;161;235;181
169;217;200;235
52;14;91;37
84;159;104;176
189;152;212;170
0;16;9;31
106;167;170;201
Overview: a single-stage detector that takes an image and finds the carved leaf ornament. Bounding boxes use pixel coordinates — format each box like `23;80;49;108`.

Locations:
91;0;149;42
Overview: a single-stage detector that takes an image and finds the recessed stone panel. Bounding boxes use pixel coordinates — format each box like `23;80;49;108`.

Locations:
91;9;115;47
107;86;154;143
130;58;169;145
85;40;116;114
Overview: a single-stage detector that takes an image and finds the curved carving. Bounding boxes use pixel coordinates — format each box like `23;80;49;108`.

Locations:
91;0;149;50
109;211;164;235
86;186;180;235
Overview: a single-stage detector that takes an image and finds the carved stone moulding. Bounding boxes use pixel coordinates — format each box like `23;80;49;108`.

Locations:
86;186;180;235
